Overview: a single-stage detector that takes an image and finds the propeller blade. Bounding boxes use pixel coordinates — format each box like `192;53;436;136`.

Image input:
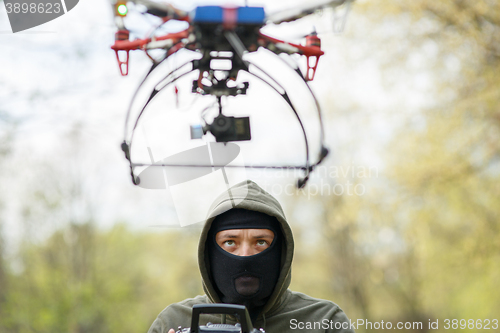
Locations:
265;0;346;24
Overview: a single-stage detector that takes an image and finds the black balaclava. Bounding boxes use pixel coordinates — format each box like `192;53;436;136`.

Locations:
207;208;282;321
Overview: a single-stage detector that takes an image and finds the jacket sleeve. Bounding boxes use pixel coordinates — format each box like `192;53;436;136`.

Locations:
328;309;355;333
146;303;186;333
147;317;169;333
146;296;214;333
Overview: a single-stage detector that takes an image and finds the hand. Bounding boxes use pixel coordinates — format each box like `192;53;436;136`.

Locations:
168;329;175;333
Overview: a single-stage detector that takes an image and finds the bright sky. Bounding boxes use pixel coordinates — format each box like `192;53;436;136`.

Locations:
0;0;430;251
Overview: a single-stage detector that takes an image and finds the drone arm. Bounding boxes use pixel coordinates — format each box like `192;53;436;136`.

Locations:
111;29;189;52
259;34;324;57
259;33;324;81
111;29;190;75
265;0;346;24
129;0;190;21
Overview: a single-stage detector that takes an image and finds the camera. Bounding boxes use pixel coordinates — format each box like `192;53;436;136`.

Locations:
210;114;251;142
175;304;264;333
191;114;251;142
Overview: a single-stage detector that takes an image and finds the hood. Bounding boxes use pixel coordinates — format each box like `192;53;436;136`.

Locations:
198;180;294;317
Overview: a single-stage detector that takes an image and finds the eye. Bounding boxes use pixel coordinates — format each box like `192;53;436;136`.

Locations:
224;240;236;246
256;240;268;246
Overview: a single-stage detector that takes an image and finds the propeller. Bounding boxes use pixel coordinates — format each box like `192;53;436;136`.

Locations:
265;0;347;24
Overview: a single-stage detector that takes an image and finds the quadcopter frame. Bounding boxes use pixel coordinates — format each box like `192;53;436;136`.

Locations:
111;1;352;187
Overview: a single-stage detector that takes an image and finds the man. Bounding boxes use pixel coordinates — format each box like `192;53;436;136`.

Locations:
148;180;354;332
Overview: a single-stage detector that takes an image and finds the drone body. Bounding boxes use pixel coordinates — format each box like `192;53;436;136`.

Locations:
110;0;352;187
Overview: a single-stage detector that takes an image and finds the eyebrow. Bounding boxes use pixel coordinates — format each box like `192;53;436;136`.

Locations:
222;235;239;239
251;234;274;239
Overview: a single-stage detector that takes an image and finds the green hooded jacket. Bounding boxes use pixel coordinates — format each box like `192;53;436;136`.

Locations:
148;180;355;332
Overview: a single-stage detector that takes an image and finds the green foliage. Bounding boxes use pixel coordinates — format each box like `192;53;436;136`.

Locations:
0;224;201;333
306;0;500;330
283;1;500;331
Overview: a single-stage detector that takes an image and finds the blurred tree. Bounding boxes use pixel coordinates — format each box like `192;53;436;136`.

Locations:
0;109;16;326
287;1;500;331
0;206;7;328
1;222;200;333
0;122;202;332
376;0;500;322
331;0;500;329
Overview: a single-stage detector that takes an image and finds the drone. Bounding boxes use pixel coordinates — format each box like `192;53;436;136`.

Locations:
110;0;352;188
